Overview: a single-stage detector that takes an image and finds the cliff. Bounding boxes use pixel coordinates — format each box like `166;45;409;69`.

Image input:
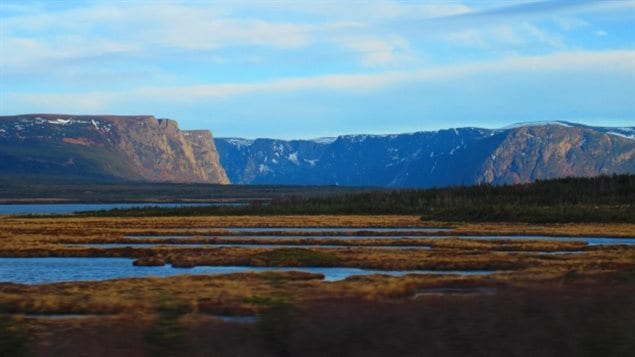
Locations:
479;124;635;184
215;122;635;187
0;114;229;184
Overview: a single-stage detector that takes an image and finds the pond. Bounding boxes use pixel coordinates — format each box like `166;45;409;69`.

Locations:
0;203;242;215
457;235;635;246
224;227;453;233
67;243;431;249
0;257;494;284
125;234;635;245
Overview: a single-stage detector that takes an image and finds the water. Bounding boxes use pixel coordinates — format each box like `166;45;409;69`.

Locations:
125;234;635;246
225;227;453;233
0;202;241;215
212;315;258;324
126;235;448;240
457;235;635;246
68;243;431;249
21;314;104;320
413;287;497;298
497;250;585;254
0;257;494;284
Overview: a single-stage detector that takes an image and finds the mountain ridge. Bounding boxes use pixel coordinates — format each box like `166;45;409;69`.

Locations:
0;114;229;184
215;121;635;187
1;115;632;188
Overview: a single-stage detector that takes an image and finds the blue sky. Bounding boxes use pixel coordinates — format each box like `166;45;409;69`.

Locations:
1;0;633;138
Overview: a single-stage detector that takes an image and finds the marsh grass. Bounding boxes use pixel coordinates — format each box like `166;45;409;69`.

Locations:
1;215;634;325
144;297;190;357
1;204;634;355
250;248;340;267
0;304;31;357
6;273;634;356
1;216;633;273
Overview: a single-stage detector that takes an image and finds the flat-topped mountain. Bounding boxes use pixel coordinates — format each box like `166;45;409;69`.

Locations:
0;114;229;184
2;115;632;188
215;122;635;187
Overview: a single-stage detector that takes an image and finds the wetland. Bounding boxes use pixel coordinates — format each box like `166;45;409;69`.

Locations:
1;174;634;356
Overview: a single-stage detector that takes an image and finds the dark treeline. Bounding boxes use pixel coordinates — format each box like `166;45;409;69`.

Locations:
0;176;372;203
74;175;635;223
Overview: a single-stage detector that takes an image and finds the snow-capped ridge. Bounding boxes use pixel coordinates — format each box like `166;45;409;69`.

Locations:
224;138;254;148
502;121;573;129
310;137;337;144
606;128;635;140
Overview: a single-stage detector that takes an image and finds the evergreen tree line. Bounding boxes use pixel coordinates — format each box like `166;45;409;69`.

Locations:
79;174;635;223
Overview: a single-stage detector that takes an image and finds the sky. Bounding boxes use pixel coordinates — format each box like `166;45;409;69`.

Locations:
0;0;634;139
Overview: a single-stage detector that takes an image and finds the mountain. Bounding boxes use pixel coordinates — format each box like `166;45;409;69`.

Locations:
0;114;229;184
215;122;635;187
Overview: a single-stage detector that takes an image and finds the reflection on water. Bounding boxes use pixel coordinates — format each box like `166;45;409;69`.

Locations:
125;234;635;245
225;227;453;233
497;250;586;254
68;243;431;250
211;315;258;324
458;235;635;246
0;257;494;284
0;203;241;215
21;314;105;320
413;287;497;298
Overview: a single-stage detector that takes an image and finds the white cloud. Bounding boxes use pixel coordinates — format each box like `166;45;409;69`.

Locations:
2;0;633;89
335;36;412;66
521;24;564;49
6;50;631;111
237;0;472;21
441;23;562;50
1;2;314;68
556;17;590;31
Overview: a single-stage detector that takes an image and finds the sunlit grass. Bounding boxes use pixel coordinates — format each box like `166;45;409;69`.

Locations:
1;214;634;319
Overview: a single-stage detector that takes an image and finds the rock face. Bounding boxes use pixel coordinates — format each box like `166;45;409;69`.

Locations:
215;122;635;187
0;114;229;184
479;124;635;184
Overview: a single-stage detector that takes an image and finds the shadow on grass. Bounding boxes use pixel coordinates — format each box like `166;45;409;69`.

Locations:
0;304;31;357
144;298;190;357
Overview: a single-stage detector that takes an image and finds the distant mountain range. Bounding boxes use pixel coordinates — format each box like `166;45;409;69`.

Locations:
1;115;632;187
0;114;228;184
215;122;635;187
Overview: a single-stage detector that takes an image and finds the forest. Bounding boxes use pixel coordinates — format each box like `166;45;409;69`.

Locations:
75;175;635;223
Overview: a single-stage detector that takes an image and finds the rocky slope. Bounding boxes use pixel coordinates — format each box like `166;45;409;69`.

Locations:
215;122;635;187
0;114;229;184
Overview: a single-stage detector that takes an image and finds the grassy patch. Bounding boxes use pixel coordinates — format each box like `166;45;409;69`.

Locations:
250;248;340;267
54;174;635;223
0;304;31;357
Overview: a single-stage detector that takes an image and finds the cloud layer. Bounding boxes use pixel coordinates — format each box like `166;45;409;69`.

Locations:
1;0;633;137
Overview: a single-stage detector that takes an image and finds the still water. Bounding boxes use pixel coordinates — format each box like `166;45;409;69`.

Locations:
125;234;635;245
225;227;453;233
68;243;431;249
0;257;494;284
0;203;239;215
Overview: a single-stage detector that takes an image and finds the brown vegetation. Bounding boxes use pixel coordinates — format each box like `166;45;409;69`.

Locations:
1;215;634;355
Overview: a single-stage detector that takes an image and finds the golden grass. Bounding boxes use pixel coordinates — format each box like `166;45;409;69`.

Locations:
1;214;634;316
1;215;633;269
2;215;635;356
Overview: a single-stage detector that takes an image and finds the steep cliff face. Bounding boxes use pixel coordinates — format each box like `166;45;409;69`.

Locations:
216;122;635;188
0;114;229;184
478;124;635;184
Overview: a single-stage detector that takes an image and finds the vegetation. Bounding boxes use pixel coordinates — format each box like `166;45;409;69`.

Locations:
2;215;634;271
1;213;634;355
0;176;370;203
144;298;190;357
64;175;635;223
0;305;31;357
250;248;341;267
2;271;635;356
